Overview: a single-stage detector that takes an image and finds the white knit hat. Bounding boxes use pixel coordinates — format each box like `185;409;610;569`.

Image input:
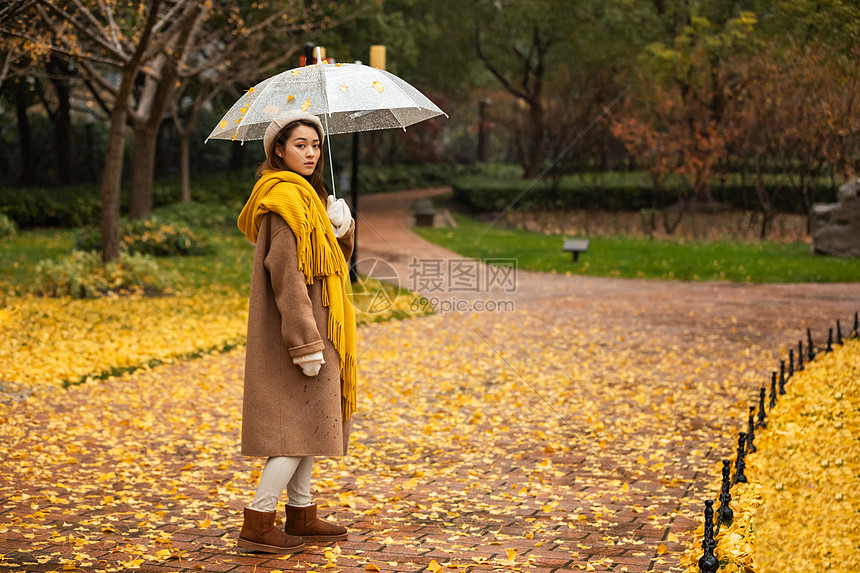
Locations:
263;110;325;160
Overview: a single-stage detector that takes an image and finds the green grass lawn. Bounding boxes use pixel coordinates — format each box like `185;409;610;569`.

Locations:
0;222;433;324
0;229;76;292
158;229;255;294
413;212;860;283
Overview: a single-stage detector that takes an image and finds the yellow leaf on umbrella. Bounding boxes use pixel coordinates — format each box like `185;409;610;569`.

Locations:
301;99;311;112
219;121;227;129
287;95;295;103
291;69;301;76
339;85;349;92
372;81;384;93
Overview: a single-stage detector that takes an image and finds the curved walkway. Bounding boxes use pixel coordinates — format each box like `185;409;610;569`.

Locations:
356;187;857;334
0;188;856;573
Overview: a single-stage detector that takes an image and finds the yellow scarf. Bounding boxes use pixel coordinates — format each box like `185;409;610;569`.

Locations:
238;170;357;420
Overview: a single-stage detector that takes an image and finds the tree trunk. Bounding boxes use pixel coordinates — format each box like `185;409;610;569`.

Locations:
661;195;690;234
524;98;545;179
101;104;129;262
15;88;35;186
180;132;191;202
693;166;714;203
128;124;159;218
128;35;183;219
173;90;208;204
759;208;772;240
54;87;73;185
99;0;164;262
48;57;74;185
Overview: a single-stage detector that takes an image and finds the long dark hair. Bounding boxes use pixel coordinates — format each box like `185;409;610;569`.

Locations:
256;119;327;203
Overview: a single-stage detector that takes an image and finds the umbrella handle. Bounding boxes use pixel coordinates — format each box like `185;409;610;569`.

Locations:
323;111;337;200
316;46;338;200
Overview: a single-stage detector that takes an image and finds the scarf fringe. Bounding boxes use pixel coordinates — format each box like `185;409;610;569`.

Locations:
239;170;357;420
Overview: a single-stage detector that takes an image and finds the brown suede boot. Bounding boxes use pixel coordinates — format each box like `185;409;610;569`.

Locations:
237;507;305;553
284;503;348;542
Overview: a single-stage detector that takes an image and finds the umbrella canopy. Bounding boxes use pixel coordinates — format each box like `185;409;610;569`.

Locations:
206;61;446;143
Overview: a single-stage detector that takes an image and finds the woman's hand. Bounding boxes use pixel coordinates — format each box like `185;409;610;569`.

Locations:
293;350;325;376
326;195;352;237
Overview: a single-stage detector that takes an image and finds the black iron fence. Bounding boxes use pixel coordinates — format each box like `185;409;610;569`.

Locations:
697;312;859;573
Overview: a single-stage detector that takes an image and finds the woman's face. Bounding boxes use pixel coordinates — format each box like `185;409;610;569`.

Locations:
275;124;321;176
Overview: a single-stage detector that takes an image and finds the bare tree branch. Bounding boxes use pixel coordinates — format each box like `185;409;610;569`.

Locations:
475;21;529;101
95;0;127;58
40;1;127;60
139;1;202;64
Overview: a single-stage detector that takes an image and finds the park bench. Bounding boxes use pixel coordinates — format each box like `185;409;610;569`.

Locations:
413;199;436;227
562;238;590;262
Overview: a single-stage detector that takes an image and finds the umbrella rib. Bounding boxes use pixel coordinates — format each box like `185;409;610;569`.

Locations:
231;72;284;141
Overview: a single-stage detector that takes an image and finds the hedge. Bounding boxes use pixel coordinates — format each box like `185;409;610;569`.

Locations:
0;164;465;229
451;172;837;214
0;171;254;229
1;167;838;229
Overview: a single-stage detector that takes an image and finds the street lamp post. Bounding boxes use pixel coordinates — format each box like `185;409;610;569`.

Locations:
348;45;387;282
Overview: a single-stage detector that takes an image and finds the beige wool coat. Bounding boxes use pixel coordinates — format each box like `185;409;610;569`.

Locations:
241;211;355;458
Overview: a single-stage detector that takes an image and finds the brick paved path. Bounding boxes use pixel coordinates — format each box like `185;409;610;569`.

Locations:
1;188;857;572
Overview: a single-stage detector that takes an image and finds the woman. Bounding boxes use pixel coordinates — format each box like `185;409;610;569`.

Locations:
235;110;356;553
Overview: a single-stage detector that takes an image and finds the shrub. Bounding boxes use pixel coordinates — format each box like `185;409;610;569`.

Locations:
0;185;101;228
150;202;237;229
358;163;458;193
75;218;211;257
0;213;16;239
34;250;170;298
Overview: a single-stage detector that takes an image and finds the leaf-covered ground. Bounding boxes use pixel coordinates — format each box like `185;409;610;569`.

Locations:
0;281;425;402
1;188;857;572
679;338;860;573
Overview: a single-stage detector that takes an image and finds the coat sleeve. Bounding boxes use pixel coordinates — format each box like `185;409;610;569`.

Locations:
336;218;356;262
264;223;326;359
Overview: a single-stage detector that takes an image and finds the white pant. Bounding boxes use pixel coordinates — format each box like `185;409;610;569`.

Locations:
250;455;314;512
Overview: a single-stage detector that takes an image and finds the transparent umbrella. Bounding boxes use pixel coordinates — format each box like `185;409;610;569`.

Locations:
205;60;446;142
206;52;446;198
